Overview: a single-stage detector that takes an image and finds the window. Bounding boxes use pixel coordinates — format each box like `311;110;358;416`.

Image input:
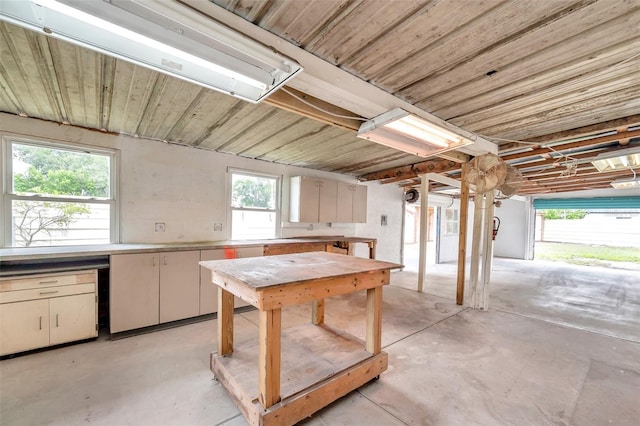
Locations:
445;208;459;235
2;137;117;247
229;170;279;240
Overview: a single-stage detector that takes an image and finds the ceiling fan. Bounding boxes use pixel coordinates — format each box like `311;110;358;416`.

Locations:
465;153;523;197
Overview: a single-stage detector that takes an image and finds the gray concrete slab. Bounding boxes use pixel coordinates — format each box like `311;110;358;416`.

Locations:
361;309;640;426
1;258;639;425
571;360;640;426
394;258;640;342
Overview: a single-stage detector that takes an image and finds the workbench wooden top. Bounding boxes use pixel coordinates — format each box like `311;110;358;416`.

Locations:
200;251;401;290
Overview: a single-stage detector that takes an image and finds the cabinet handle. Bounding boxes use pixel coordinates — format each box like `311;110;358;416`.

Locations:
39;290;59;295
39;316;42;330
56;314;59;327
39;280;58;284
163;256;167;266
153;257;157;266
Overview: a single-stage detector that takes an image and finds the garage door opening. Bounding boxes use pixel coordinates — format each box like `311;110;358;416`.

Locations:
533;197;640;267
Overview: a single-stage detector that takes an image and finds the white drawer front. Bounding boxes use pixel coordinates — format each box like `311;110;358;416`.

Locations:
0;271;96;292
0;283;96;304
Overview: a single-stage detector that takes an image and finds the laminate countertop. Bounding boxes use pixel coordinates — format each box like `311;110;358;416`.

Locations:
0;236;376;261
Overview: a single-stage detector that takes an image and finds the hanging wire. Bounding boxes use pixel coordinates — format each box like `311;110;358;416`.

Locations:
280;87;368;121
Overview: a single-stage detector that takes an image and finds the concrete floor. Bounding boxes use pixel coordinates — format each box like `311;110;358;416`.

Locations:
1;258;639;425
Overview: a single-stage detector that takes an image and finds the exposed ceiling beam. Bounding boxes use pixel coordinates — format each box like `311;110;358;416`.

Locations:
501;129;640;162
498;115;640;152
359;159;460;182
524;168;633;183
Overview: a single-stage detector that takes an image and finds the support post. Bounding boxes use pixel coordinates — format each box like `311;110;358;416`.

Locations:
366;287;383;355
469;193;483;308
456;164;470;305
312;299;325;325
217;287;234;356
481;191;495;310
258;308;282;408
417;174;429;293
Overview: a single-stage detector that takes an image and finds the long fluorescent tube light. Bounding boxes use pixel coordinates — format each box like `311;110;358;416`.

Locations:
0;0;302;103
591;146;640;172
357;108;472;157
610;177;640;189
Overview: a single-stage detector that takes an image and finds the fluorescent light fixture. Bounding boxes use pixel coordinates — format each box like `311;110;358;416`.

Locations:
357;108;472;157
610;177;640;189
0;0;302;103
591;146;640;172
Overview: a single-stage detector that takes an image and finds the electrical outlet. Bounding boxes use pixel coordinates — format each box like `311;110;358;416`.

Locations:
155;222;166;232
214;223;223;232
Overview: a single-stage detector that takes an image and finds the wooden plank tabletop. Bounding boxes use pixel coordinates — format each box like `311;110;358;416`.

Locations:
200;252;401;290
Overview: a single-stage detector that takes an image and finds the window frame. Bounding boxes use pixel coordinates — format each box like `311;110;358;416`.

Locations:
227;168;281;240
444;207;460;235
2;135;119;247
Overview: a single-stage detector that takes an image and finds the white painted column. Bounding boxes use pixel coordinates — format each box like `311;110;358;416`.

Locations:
417;174;429;293
480;191;495;310
468;193;483;307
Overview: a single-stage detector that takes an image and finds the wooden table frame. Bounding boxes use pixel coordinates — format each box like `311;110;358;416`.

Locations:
201;252;400;426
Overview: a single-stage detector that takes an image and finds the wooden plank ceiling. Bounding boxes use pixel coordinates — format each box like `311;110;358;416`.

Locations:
1;0;639;195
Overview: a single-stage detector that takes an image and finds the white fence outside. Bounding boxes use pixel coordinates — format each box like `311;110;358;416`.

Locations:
536;212;640;248
12;202;110;247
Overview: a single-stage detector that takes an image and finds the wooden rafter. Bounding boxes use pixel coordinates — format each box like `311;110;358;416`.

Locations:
359;159;460;182
501;129;640;162
498;115;640;152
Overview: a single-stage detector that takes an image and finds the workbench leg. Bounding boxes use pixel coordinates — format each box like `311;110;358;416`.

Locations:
366;287;382;355
312;299;325;325
217;287;234;356
368;241;376;259
259;308;282;408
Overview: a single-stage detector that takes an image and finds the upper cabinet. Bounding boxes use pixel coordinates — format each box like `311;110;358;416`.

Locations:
290;176;337;223
290;176;367;223
337;181;368;223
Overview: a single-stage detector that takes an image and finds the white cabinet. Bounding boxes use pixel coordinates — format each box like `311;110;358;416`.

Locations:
291;176;367;223
110;253;159;332
110;250;200;333
290;176;337;223
336;182;368;223
0;271;98;356
200;246;264;314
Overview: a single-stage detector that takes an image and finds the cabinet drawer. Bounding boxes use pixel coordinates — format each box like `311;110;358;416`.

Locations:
0;271;96;292
0;283;96;304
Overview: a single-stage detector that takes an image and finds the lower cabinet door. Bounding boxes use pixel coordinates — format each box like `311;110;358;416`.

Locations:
200;250;224;315
159;251;200;323
0;299;49;356
110;253;160;333
49;293;97;345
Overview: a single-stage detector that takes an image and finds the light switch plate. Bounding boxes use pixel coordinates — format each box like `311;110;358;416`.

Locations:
381;215;388;226
155;222;166;232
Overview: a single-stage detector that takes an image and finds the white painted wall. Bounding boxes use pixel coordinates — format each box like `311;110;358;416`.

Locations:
0;114;403;263
355;182;404;263
493;198;528;259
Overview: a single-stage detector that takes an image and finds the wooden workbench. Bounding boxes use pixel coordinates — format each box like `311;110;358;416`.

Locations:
200;252;401;426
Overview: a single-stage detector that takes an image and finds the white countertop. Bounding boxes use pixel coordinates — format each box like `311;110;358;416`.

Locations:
0;237;375;261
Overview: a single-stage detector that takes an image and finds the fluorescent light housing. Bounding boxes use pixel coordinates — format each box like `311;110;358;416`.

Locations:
0;0;302;103
591;146;640;172
610;177;640;189
357;108;472;157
